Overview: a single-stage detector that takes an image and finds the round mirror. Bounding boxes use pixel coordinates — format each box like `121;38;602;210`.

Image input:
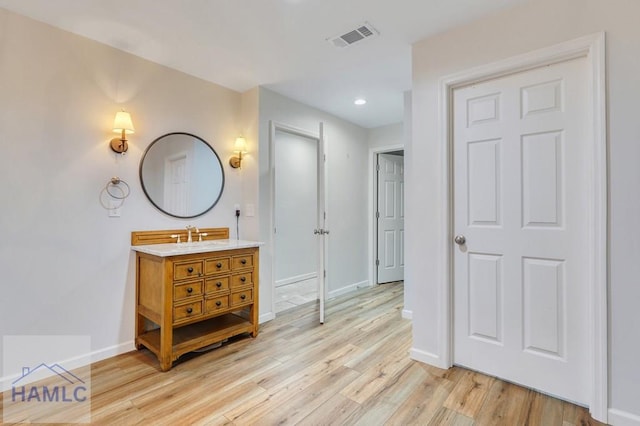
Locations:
139;132;225;218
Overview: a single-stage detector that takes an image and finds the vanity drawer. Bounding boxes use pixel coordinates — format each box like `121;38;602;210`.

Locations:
231;289;253;306
174;261;203;280
173;300;203;323
204;295;229;313
231;272;253;288
205;277;230;294
205;257;231;275
174;280;203;301
232;255;253;270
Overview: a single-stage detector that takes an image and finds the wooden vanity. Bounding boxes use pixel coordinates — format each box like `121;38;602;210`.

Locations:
131;228;261;371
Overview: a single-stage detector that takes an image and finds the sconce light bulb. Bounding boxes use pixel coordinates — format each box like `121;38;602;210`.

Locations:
110;110;134;154
230;136;247;168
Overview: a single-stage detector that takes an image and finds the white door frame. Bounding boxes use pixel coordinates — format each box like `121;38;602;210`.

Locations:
375;152;405;285
436;33;607;421
269;121;328;320
368;145;404;289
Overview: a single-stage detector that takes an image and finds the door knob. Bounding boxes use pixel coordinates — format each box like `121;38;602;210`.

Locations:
454;235;466;245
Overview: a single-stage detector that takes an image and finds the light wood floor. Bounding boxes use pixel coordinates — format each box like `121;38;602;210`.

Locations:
2;282;606;425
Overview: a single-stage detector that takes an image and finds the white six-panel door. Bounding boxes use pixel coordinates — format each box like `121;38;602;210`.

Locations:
453;57;589;404
377;154;405;284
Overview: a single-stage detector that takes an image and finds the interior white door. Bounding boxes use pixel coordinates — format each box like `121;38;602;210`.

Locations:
377;153;404;283
453;57;589;404
317;123;327;324
272;121;327;325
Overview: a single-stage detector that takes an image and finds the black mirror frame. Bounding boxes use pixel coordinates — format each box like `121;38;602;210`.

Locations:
139;132;225;219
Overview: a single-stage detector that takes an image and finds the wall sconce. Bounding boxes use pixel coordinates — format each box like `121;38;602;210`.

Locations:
229;136;248;168
110;110;135;154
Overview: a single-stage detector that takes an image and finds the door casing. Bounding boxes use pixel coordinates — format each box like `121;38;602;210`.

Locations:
376;153;405;284
418;33;607;421
367;146;404;293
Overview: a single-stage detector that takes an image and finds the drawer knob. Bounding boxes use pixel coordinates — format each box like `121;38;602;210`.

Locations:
187;267;194;273
241;259;247;265
240;277;246;282
216;262;222;268
216;282;222;288
187;287;193;293
216;301;222;307
186;307;193;314
240;294;246;300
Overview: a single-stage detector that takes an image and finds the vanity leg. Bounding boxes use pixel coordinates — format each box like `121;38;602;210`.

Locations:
251;251;260;338
134;255;146;350
159;319;173;371
135;312;146;350
159;357;173;372
249;304;259;337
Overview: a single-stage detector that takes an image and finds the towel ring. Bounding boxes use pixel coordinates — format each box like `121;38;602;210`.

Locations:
106;177;130;199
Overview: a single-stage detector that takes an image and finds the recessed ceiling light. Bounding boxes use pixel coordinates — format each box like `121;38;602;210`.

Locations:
354;98;367;106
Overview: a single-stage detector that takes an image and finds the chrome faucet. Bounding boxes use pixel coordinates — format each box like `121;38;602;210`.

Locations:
186;225;199;243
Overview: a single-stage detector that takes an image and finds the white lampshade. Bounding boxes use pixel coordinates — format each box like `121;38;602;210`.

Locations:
234;136;247;153
113;111;135;134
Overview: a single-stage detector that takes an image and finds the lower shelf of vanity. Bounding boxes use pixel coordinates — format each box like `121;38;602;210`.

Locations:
136;312;254;362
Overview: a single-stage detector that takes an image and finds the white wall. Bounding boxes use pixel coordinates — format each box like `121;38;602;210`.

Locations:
239;88;260;241
368;122;403;150
274;130;318;284
0;10;247;372
402;92;412;317
409;0;640;421
258;87;369;319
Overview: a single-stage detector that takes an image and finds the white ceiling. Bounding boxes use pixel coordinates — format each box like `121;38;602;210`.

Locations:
0;0;525;128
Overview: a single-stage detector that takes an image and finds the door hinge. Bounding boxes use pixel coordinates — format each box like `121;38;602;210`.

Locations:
376;164;380;171
376;259;380;266
324;154;327;162
376;211;380;219
324;270;327;278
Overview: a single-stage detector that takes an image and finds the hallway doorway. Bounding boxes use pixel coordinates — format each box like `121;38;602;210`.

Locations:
376;151;404;284
270;121;327;321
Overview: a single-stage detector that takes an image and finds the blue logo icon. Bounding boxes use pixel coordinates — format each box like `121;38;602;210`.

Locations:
11;364;87;403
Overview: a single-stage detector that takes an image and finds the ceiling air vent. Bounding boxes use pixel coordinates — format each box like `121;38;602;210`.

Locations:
328;22;379;48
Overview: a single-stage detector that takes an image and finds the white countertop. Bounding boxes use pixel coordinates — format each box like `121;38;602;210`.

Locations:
132;239;263;257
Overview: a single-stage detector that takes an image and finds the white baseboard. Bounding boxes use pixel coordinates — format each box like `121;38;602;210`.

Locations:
1;340;134;392
259;312;275;324
402;309;413;320
328;280;369;299
609;409;640;426
91;340;136;363
410;347;450;370
275;272;317;288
